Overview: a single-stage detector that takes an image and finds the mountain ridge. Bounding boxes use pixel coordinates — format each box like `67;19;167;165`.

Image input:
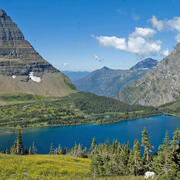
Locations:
62;71;90;82
73;58;158;97
117;43;180;106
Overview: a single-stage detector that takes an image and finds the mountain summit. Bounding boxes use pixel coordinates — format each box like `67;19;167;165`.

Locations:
130;58;158;70
0;9;74;96
117;43;180;106
73;58;157;97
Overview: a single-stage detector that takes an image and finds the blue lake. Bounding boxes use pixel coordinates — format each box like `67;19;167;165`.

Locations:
0;115;180;154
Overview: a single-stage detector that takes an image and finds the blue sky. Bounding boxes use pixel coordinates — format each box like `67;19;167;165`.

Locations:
1;0;180;71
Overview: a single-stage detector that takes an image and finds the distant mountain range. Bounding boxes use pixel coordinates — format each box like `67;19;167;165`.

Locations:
117;43;180;107
72;58;158;97
62;71;90;82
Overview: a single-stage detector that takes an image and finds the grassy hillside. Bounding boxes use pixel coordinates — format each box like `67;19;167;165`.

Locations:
0;93;159;128
0;154;143;180
0;154;90;180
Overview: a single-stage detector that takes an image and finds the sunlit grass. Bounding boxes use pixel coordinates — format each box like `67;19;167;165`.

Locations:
0;154;145;180
0;154;91;180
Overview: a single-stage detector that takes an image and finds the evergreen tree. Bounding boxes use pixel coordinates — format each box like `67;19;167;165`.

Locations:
170;129;180;152
73;143;78;156
159;132;170;175
32;141;37;154
141;128;153;170
128;139;143;176
10;141;17;154
90;137;96;152
56;145;63;155
106;138;110;146
63;147;68;155
49;143;54;154
29;147;32;155
16;129;24;155
152;132;171;177
169;130;180;178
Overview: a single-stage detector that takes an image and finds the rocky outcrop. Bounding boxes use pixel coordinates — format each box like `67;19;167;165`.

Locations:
0;9;75;96
117;43;180;107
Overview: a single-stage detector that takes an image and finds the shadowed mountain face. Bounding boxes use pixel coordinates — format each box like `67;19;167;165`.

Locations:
73;58;157;97
0;9;75;96
117;43;180;107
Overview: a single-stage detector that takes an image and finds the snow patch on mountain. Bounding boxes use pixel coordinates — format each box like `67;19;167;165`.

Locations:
29;72;41;83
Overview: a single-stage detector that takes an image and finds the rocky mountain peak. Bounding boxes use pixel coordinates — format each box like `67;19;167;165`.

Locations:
102;66;111;70
0;9;57;76
0;9;7;17
130;58;158;70
117;43;180;106
0;9;74;97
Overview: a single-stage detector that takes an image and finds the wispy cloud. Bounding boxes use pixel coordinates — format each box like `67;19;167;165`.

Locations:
116;8;126;15
62;62;69;69
150;16;180;42
93;54;103;62
150;16;164;31
132;14;140;21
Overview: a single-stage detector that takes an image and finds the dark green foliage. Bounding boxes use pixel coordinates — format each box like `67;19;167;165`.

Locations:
67;92;154;114
54;145;64;155
69;143;87;158
128;139;143;176
49;143;54;154
0;92;158;128
90;142;130;176
10;130;24;155
90;137;96;152
90;129;180;179
152;130;180;179
32;142;37;154
141;128;153;171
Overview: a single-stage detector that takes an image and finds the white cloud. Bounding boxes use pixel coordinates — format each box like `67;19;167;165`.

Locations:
175;34;180;42
167;17;180;42
150;16;180;42
95;27;166;57
94;54;103;62
95;36;126;50
150;16;164;31
167;17;180;31
127;36;161;56
161;49;170;56
130;27;156;38
62;62;69;68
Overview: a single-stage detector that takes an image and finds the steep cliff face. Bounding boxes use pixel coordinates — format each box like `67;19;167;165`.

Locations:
0;9;75;96
117;43;180;107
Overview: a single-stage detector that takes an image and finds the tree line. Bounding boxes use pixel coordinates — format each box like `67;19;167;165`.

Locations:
1;128;179;179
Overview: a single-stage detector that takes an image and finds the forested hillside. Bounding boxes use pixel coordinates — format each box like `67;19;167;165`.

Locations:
0;93;158;128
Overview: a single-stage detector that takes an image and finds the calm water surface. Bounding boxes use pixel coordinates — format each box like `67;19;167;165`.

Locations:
0;115;180;154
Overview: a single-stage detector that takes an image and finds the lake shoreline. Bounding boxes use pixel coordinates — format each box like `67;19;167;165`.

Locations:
0;114;180;154
0;112;171;134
